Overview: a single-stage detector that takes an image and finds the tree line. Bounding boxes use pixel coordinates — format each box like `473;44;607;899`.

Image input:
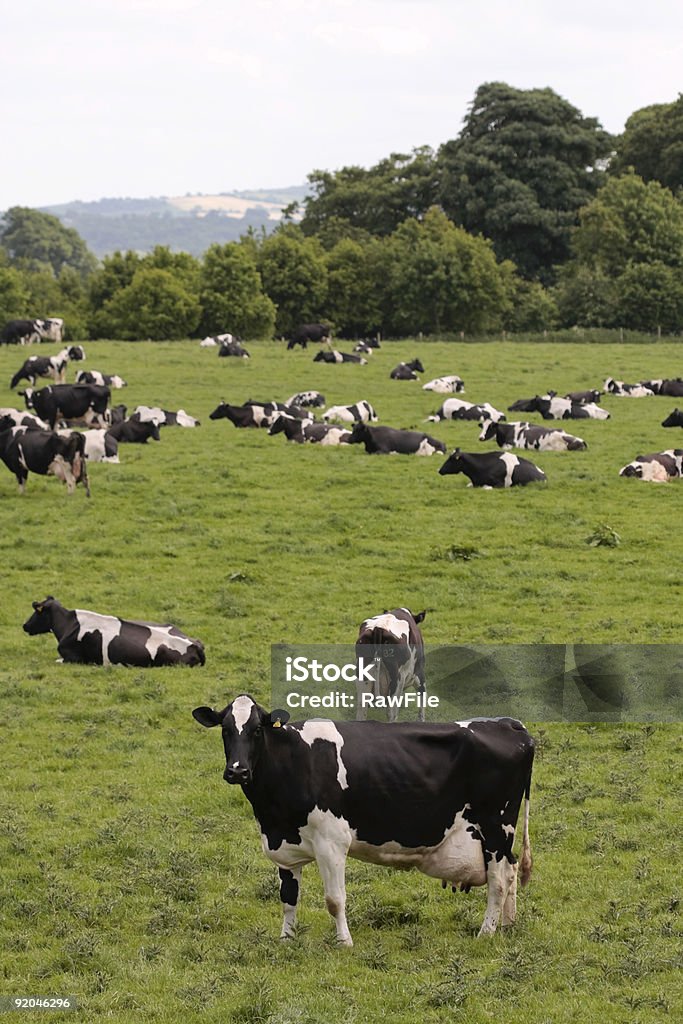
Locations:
2;82;683;340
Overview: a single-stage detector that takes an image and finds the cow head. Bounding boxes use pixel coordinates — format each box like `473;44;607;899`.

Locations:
209;401;230;420
662;409;682;427
192;695;290;785
68;346;86;361
439;449;464;476
410;359;425;373
478;419;497;442
313;351;325;362
20;388;34;410
23;597;57;634
347;423;370;445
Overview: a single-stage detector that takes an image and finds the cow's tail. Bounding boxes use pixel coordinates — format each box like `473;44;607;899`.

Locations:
519;770;533;887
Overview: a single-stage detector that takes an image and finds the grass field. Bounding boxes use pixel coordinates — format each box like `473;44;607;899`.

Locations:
0;338;681;1023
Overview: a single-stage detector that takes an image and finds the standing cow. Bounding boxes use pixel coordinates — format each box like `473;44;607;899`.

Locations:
356;608;427;721
287;323;331;350
0;422;89;495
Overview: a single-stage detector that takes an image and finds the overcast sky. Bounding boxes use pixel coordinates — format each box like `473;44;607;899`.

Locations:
2;0;682;209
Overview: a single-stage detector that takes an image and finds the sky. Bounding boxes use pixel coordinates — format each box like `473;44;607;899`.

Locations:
2;0;682;209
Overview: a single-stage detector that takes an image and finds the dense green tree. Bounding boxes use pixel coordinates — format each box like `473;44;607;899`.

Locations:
0;262;29;325
438;83;613;282
610;95;683;191
257;227;328;336
0;206;97;278
92;268;200;340
88;251;141;312
141;245;201;292
504;278;559;332
199;243;276;339
325;238;385;336
616;261;683;333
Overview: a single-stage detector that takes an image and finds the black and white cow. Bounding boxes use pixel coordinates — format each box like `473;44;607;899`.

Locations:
132;406;200;427
603;378;655;397
192;695;534;943
218;339;250;359
348;423;446;455
508;395;609;420
423;376;465;394
353;342;374;355
619;449;683;483
564;389;602;404
287;323;331;349
57;428;119;463
209;401;303;428
640;378;683;398
0;422;89;495
21;384;110;429
427;398;506;423
479;420;587;451
10;346;85;388
0;317;64;345
200;332;236;347
390;359;424;380
0;407;49;430
662;409;683;428
24;596;205;666
323;401;377;425
76;370;127;389
439;449;547;487
106;418;160;444
268;416;350;445
356;608;427;722
285;391;326;408
109;404;128;426
313;350;367;365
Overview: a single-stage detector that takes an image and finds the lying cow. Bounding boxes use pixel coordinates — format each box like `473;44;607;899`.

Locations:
269;416;350;445
640;378;683;397
24;596;205;666
313;350;367;365
427;398;506;423
192;695;534;943
0;407;49;430
218;339;250;359
201;332;236;347
508;395;609;420
21;384;110;429
604;378;655;397
356;608;427;722
285;391;326;408
287;323;331;349
662;409;683;428
132;406;200;427
57;428;119;463
107;418;160;444
390;359;424;380
423;375;465;394
0;421;89;495
10;346;85;388
323;401;377;425
439;449;547;487
76;370;127;389
209;401;298;429
479;420;587;451
564;389;602;404
619;449;683;483
348;423;446;455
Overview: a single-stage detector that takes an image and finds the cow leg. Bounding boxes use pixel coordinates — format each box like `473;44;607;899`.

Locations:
315;843;352;946
501;861;518;927
278;866;302;939
478;856;516;937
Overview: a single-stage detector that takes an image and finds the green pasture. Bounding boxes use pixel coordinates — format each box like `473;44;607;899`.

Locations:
0;339;681;1023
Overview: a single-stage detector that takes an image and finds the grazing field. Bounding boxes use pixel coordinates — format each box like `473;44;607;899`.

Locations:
0;339;681;1023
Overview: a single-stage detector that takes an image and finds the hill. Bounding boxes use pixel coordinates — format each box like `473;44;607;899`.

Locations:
41;186;307;258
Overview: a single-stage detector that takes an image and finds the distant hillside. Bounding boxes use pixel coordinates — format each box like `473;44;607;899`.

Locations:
41;186;308;258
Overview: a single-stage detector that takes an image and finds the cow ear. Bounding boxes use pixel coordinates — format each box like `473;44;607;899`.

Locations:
269;709;290;729
413;610;427;624
192;706;222;728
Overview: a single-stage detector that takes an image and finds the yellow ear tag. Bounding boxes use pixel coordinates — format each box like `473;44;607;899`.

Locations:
272;719;282;728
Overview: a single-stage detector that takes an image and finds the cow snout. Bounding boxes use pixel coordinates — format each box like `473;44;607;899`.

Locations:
224;765;251;784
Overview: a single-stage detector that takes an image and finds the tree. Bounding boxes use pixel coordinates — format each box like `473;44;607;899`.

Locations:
438;83;613;282
199;243;276;339
0;262;29;325
0;206;97;278
610;95;683;191
88;250;141;312
141;245;201;293
92;268;201;340
616;262;683;333
325;238;385;337
257;227;328;336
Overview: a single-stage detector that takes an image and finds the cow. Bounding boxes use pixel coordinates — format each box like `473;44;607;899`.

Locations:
662;409;683;428
564;389;602;404
322;402;378;425
478;420;587;452
1;317;64;346
356;608;427;722
390;359;424;380
132;406;200;428
603;378;655;398
192;695;534;944
10;346;84;388
268;416;350;445
619;449;683;483
76;370;127;389
313;350;367;365
109;404;128;426
209;401;299;429
285;391;326;408
353;337;381;350
23;596;205;666
287;323;331;349
640;379;683;398
423;376;465;394
427;399;506;423
219;339;250;359
106;418;160;444
0;422;89;495
57;428;119;463
0;407;49;430
439;449;547;487
508;395;609;420
21;384;110;429
201;332;236;347
348;423;446;456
